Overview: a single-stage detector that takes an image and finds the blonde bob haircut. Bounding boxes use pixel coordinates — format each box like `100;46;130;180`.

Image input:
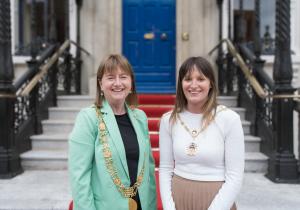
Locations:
170;56;218;130
95;54;138;108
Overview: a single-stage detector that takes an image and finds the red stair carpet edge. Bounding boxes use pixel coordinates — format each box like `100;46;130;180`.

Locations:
138;94;175;105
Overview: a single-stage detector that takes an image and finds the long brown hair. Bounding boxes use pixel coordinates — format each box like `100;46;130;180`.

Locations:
95;54;138;108
170;56;218;130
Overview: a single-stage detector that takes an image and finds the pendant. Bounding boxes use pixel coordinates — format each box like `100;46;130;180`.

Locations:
186;142;198;156
129;198;137;210
191;129;198;138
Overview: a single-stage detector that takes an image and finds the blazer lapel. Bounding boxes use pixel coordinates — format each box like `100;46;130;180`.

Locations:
126;105;146;178
101;100;130;179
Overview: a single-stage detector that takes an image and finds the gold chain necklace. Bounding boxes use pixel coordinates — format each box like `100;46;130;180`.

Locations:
95;106;145;210
177;114;203;156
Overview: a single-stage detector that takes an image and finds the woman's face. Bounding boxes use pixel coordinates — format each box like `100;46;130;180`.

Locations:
100;67;132;106
182;68;211;110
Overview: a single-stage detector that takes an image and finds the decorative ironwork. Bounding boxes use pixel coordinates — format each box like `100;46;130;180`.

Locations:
262;25;275;55
258;84;273;127
57;51;81;94
38;72;50;102
14;94;32;133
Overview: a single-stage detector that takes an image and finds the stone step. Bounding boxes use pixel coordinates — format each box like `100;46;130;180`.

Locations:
41;119;251;135
42;120;74;134
48;106;246;120
57;95;238;108
244;152;268;173
20;150;268;172
244;135;261;152
31;133;260;152
31;134;69;150
20;150;68;170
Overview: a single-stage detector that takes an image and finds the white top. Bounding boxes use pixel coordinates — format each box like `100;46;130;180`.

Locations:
159;105;245;210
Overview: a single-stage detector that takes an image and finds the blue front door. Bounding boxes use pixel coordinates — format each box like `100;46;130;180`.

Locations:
123;0;176;93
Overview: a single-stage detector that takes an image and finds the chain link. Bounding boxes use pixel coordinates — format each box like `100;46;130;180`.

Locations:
95;106;145;198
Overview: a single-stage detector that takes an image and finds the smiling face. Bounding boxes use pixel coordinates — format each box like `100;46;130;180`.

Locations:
99;67;132;107
182;67;211;112
174;57;217;114
95;54;138;108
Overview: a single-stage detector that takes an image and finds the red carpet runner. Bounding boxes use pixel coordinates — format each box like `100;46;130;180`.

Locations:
69;94;175;210
139;94;175;210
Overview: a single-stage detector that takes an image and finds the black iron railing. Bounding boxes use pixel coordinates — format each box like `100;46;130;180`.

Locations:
210;37;299;182
1;39;85;155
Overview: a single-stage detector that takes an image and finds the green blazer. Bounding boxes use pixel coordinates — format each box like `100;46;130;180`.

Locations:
69;100;157;210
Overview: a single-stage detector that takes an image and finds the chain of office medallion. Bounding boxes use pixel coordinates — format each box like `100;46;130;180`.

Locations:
177;105;228;138
95;106;145;198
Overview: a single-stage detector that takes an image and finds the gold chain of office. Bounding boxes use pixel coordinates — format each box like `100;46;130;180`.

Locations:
94;106;145;198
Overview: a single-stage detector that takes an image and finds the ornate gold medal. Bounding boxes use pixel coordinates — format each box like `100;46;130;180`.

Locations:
186;142;198;156
129;198;137;210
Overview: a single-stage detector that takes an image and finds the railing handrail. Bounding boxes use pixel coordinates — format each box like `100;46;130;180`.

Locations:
70;40;91;56
209;39;300;99
209;38;267;98
0;39;89;98
19;40;71;96
13;45;57;91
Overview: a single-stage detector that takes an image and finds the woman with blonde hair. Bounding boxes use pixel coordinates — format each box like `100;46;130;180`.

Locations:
159;56;244;210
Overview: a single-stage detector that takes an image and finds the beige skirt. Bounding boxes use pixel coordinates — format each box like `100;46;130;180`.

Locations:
171;175;237;210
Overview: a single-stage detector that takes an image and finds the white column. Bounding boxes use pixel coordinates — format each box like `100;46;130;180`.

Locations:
291;0;300;160
10;0;18;55
291;0;300;55
222;0;234;51
69;0;77;56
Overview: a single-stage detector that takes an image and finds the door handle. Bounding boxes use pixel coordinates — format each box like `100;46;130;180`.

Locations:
144;32;155;40
161;33;167;40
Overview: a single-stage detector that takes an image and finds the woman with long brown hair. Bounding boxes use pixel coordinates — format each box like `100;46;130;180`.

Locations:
159;56;244;210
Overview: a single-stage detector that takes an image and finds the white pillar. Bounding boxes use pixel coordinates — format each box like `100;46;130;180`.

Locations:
10;0;18;55
69;0;77;56
291;0;300;55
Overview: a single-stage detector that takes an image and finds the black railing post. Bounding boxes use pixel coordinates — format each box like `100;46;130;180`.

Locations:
266;0;299;183
63;0;71;94
28;0;42;134
216;0;225;95
75;0;83;94
0;0;23;178
51;59;58;107
253;0;265;135
235;0;246;105
226;0;234;95
64;51;72;94
26;61;42;134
